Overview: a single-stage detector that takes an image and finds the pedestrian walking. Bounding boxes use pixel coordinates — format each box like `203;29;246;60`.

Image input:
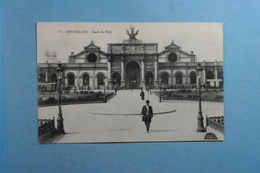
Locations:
141;100;153;133
115;87;117;95
140;88;145;100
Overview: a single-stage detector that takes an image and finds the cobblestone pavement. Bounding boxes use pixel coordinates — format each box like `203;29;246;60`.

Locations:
38;90;224;143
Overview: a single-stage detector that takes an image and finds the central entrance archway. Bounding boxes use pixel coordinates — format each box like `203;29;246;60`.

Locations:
126;61;140;89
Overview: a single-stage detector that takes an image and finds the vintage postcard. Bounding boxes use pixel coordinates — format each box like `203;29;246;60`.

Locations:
37;22;224;143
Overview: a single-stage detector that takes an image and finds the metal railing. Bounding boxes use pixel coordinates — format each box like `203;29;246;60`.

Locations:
38;117;56;136
206;116;224;134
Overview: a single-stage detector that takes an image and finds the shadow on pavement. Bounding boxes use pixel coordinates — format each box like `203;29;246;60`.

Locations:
149;129;178;133
66;129;131;134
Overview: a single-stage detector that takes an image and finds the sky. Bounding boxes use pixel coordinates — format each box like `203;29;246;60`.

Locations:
37;22;223;63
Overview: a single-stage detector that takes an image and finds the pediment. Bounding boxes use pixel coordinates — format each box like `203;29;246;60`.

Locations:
84;40;100;50
165;40;181;49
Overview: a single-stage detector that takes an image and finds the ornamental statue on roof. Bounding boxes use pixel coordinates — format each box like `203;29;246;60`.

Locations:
126;25;139;39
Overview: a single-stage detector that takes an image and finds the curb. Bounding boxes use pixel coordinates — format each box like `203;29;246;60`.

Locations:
88;109;176;116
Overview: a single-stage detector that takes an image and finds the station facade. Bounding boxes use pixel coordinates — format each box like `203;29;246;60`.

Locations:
38;28;223;90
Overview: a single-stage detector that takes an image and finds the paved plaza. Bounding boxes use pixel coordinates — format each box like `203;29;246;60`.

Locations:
38;90;224;143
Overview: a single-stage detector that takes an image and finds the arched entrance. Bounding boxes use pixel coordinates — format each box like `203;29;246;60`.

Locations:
112;72;121;88
51;74;57;82
39;74;45;82
97;73;105;88
160;72;169;85
145;72;154;89
190;72;196;84
126;61;140;89
218;71;223;88
176;72;183;84
82;73;89;86
218;71;223;80
68;74;75;86
206;71;214;79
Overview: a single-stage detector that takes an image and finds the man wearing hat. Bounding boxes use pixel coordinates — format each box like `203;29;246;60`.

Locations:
141;100;153;133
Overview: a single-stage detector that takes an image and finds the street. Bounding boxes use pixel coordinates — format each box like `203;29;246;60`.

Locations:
38;90;224;143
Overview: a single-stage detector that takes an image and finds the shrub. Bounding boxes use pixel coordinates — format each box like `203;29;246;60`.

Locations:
47;97;56;104
78;96;83;101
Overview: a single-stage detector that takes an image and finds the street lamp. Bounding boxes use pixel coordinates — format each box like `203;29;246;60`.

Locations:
149;78;152;95
114;78;117;95
159;78;162;102
103;76;107;103
55;61;65;134
196;63;205;132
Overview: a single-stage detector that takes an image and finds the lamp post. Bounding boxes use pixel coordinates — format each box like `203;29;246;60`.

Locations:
114;78;117;95
159;78;162;102
196;63;205;132
149;78;152;95
55;62;65;134
103;76;107;103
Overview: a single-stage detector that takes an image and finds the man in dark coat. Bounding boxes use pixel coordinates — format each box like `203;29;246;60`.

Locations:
115;87;117;95
141;100;153;133
140;88;145;100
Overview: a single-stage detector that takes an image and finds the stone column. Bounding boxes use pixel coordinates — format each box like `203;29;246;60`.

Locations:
154;56;158;88
107;56;112;89
95;77;98;89
215;65;218;80
140;56;145;89
92;69;95;89
45;71;49;82
187;75;190;84
121;57;125;88
202;60;206;85
45;62;49;82
77;65;80;89
65;77;68;86
171;69;173;85
141;58;144;81
183;75;186;85
74;77;77;87
214;60;218;87
107;57;111;79
185;63;188;84
89;77;93;89
154;58;158;81
173;76;176;85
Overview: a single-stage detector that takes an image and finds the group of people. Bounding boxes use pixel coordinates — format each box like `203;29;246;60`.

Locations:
140;88;153;133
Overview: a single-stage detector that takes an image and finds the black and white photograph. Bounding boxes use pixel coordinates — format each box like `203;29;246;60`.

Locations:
37;22;224;143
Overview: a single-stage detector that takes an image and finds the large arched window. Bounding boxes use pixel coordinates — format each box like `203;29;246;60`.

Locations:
218;71;223;80
83;74;90;86
112;72;121;85
145;72;154;86
39;74;45;82
176;73;183;84
51;74;57;82
97;73;105;85
160;72;169;85
126;61;140;89
68;74;75;86
206;71;214;79
190;72;196;84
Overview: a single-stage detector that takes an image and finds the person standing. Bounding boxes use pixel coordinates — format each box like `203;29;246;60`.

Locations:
140;88;145;100
115;87;117;95
141;100;153;133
